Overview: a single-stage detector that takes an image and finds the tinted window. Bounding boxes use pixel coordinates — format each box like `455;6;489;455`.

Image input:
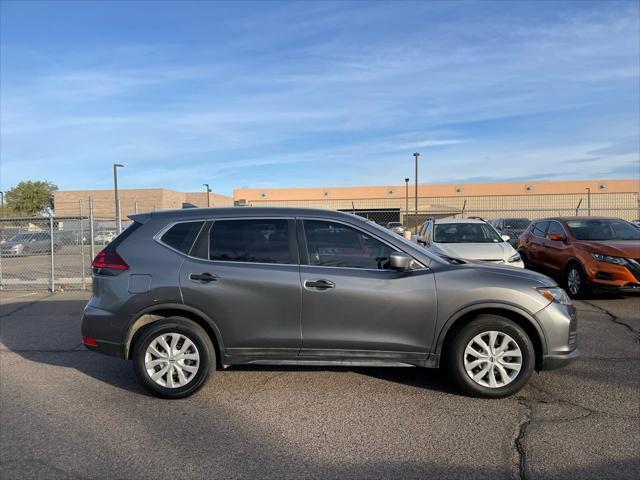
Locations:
531;221;549;237
161;221;204;254
566;219;640;241
304;220;394;269
210;219;291;264
434;223;503;243
546;221;565;239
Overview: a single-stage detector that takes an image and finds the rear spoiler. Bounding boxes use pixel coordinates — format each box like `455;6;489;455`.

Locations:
128;213;151;224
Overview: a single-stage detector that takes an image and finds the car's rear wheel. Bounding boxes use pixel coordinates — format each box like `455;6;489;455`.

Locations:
446;315;535;398
133;317;214;399
565;262;589;298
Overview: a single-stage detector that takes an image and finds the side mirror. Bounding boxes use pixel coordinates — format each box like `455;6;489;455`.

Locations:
389;252;412;271
416;235;427;245
548;232;566;242
501;234;511;242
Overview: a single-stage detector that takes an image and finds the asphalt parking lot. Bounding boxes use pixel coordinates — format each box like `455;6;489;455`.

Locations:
1;291;638;480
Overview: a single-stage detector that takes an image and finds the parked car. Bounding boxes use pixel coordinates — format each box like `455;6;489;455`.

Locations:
82;207;578;399
386;221;405;235
0;232;57;256
416;218;524;268
517;217;640;297
489;218;530;247
94;230;117;245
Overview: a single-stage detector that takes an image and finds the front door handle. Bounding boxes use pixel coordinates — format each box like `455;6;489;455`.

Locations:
304;279;335;290
189;272;218;283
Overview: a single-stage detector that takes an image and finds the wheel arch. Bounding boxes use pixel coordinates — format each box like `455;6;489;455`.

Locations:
436;304;547;370
125;303;225;368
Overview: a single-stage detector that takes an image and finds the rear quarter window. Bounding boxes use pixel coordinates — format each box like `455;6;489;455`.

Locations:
160;221;205;254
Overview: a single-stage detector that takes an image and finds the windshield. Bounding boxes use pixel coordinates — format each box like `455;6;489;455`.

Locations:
434;223;504;243
503;219;530;230
8;233;33;242
566;219;640;241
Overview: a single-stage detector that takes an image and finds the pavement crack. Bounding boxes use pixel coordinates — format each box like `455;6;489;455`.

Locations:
513;396;532;480
583;300;640;344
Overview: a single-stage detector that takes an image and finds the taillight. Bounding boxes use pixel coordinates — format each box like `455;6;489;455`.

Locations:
92;250;129;270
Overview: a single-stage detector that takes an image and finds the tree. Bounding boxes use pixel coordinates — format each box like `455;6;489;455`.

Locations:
5;181;58;216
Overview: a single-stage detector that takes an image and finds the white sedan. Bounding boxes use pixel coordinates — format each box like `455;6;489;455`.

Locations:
416;218;525;268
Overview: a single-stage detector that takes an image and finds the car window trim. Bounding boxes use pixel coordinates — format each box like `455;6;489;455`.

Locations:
298;217;426;271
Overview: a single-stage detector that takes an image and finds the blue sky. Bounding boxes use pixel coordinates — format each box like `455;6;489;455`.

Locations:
1;0;638;196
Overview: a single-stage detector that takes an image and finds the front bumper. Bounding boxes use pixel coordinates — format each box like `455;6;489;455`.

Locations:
542;349;581;370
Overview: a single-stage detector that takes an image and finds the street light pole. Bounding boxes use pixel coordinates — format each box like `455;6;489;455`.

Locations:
413;152;420;232
113;163;124;233
203;183;211;207
586;187;591;216
404;178;409;217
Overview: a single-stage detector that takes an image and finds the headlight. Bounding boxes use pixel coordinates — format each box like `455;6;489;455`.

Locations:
590;253;627;265
507;252;521;263
537;287;572;306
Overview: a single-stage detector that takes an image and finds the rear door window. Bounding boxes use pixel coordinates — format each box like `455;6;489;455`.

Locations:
209;219;292;264
161;221;204;254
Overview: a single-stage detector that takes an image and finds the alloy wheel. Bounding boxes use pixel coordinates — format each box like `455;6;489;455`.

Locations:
144;333;200;388
463;331;522;388
567;267;581;296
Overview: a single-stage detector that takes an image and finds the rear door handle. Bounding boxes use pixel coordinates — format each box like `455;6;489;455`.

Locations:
304;279;335;290
189;272;218;283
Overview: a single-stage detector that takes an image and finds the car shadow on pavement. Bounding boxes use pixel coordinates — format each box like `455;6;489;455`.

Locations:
1;298;457;397
227;364;458;395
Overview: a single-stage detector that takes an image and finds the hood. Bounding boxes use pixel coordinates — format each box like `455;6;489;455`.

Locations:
573;240;640;258
460;261;555;286
433;241;517;261
1;241;24;248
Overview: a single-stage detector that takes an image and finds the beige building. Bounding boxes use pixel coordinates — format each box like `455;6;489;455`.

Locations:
54;189;233;218
54;179;639;222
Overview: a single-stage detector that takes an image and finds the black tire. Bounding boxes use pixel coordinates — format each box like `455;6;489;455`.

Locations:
518;251;529;268
445;315;535;398
565;261;589;299
132;317;215;399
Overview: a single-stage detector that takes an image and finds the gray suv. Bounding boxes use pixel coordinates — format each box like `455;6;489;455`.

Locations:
82;207;579;399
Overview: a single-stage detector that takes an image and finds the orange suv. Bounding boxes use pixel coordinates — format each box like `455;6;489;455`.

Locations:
518;217;640;297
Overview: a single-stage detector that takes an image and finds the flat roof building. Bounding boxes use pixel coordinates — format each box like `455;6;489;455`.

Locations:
54;179;639;222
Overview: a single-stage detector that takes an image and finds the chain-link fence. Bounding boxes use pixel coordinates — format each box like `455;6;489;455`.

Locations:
0;209;132;291
1;191;638;291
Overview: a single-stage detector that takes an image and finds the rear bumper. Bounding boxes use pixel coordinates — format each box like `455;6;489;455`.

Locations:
541;349;581;370
83;336;127;358
81;305;127;359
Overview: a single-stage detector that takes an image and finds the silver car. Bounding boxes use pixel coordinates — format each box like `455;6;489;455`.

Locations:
82;207;579;399
417;218;525;268
0;232;55;256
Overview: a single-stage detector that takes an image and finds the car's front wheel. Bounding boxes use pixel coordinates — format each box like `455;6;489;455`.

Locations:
446;315;535;398
565;262;589;298
132;317;215;399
